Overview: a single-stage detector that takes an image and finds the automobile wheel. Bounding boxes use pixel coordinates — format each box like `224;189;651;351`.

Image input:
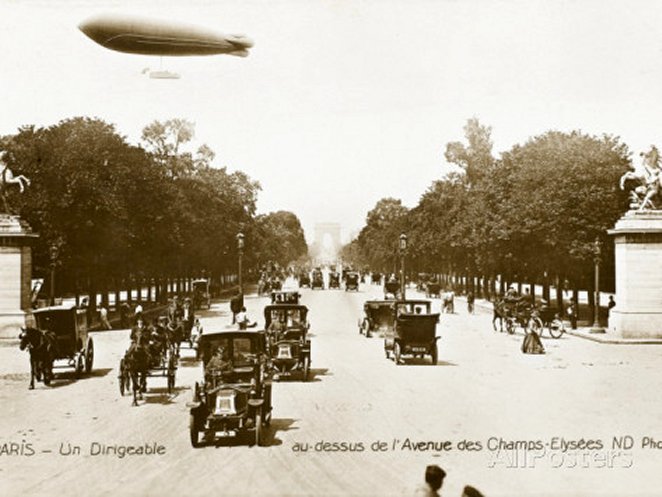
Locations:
85;338;94;374
119;359;126;396
189;414;202;448
549;318;565;339
431;344;438;366
394;342;401;365
303;356;310;381
254;413;263;447
528;317;543;336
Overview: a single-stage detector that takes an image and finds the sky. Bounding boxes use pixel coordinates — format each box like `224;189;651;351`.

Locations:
1;0;662;244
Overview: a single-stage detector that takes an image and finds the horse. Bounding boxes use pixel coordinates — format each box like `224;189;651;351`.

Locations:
18;327;57;389
1;160;31;212
492;299;508;332
619;146;662;211
123;330;151;406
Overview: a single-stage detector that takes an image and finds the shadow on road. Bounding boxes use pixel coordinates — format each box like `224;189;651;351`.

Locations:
263;417;299;447
46;367;114;388
140;385;189;405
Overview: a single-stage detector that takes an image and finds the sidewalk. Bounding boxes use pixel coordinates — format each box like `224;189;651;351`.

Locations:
453;293;662;345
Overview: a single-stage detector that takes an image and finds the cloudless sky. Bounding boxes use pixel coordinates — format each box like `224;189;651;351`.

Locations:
1;0;661;243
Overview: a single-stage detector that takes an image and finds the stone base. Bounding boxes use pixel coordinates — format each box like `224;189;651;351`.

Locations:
608;210;662;339
0;214;38;339
608;309;662;339
0;310;28;339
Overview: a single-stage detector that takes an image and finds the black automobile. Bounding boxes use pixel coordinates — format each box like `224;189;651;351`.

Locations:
264;304;311;381
384;300;440;365
345;272;360;291
311;270;324;290
328;272;341;289
188;330;272;447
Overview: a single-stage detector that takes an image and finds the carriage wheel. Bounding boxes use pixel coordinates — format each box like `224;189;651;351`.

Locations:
430;344;438;366
528;317;543;336
394;342;402;365
302;356;310;382
190;414;202;448
84;338;94;374
119;359;126;396
549;318;565;339
253;412;264;447
167;357;176;394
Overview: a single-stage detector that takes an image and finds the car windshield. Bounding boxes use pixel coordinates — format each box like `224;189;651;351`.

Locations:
203;336;256;365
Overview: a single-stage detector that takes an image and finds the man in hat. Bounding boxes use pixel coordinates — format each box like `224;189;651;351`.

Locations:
462;485;485;497
205;345;232;377
414;465;445;497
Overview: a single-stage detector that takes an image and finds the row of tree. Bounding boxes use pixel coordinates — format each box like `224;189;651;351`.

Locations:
342;118;631;311
2;117;308;308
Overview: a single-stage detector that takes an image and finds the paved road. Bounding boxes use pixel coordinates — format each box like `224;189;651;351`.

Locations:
2;281;661;497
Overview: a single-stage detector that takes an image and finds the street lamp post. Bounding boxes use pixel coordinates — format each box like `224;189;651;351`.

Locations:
49;244;59;306
590;237;605;333
236;232;245;295
399;233;407;300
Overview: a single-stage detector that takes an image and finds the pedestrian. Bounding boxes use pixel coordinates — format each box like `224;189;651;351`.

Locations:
134;302;144;324
462;485;485;497
119;302;130;328
236;306;255;330
567;302;577;330
99;305;112;330
608;295;616;315
467;291;475;314
414;465;445;497
230;292;243;324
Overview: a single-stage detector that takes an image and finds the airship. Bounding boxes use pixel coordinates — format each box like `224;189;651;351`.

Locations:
78;14;254;58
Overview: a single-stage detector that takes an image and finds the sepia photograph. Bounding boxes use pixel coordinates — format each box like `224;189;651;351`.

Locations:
1;1;661;496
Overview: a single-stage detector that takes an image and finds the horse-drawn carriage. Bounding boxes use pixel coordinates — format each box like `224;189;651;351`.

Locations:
358;300;395;338
188;330;273;447
311;270;324;290
118;321;177;405
192;278;211;310
27;304;94;383
344;271;360;291
271;290;301;305
492;298;543;336
534;305;565;338
384;300;440;365
264;304;311;381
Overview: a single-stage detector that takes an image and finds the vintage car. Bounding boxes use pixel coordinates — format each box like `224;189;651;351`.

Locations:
328;272;341;289
264;304;311;381
358;300;395;338
191;278;211;310
311;270;324;290
371;272;383;285
383;300;440;365
298;271;311;288
425;281;441;298
188;330;272;447
270;290;301;305
345;271;360;291
383;279;401;299
33;304;94;377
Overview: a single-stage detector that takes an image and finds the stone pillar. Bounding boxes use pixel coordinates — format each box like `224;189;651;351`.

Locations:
607;211;662;338
0;215;38;338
